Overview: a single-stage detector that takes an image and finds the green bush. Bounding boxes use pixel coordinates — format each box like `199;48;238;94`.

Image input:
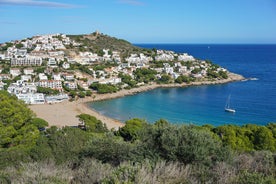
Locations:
90;83;118;94
77;114;108;133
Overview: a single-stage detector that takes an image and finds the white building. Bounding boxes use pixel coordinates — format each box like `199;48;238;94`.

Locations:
21;75;32;82
16;49;27;57
45;94;68;103
0;81;6;90
38;80;63;91
62;62;70;69
62;73;74;81
16;93;45;104
0;54;5;60
7;80;37;94
11;55;42;66
52;73;61;80
112;51;121;63
178;53;195;61
99;77;121;85
48;58;57;67
38;73;48;80
77;81;89;90
23;68;34;75
10;68;21;77
0;74;11;80
64;81;77;90
155;50;175;61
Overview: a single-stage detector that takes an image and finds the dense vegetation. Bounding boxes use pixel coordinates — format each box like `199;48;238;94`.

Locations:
90;83;119;94
0;91;275;183
0;91;40;149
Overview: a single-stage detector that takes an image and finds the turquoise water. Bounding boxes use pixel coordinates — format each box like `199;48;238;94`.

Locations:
89;44;276;126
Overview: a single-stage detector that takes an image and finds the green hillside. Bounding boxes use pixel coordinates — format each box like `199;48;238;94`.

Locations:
68;32;150;57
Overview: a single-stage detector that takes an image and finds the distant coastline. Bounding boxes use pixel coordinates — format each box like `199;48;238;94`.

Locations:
30;72;245;129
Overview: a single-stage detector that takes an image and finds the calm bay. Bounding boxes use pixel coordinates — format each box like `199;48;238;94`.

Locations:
89;44;276;126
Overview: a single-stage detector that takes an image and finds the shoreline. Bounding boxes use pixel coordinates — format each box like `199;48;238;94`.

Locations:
29;72;245;129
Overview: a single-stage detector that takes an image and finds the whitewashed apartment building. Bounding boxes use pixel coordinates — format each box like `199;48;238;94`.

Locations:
38;80;63;91
11;55;42;66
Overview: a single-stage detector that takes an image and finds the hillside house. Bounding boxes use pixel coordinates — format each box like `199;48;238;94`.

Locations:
64;81;77;90
0;74;11;80
0;54;5;60
62;73;74;81
7;80;37;94
10;68;21;77
15;49;27;57
11;56;42;66
178;53;195;61
38;80;63;91
23;68;34;75
38;73;48;80
77;81;89;90
48;58;57;67
52;73;61;80
62;62;70;69
16;93;45;104
0;81;6;90
21;75;32;82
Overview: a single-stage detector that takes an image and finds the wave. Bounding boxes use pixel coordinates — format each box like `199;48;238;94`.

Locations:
242;77;259;82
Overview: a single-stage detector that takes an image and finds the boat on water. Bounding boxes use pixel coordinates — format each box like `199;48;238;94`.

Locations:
225;108;236;113
225;95;236;113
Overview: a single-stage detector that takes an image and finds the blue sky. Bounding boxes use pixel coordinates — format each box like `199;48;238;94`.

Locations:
0;0;275;43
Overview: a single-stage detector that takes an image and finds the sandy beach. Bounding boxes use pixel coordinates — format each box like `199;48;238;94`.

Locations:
29;72;244;129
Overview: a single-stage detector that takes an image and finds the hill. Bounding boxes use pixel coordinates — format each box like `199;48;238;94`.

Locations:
67;32;150;57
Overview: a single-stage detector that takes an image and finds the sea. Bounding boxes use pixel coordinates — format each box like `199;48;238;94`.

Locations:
89;44;276;126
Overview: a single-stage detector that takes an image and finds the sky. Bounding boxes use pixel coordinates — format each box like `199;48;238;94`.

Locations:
0;0;276;44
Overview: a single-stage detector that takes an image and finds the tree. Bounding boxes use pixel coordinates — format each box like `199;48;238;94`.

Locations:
0;91;39;149
218;70;228;79
214;125;253;151
139;123;230;165
78;91;86;98
15;43;24;49
34;67;46;74
133;68;157;83
253;127;275;151
175;75;191;84
118;118;147;141
159;74;171;84
89;83;118;94
85;90;92;96
191;68;201;74
36;127;90;164
97;50;105;57
82;135;135;166
30;118;49;130
0;42;13;51
69;91;77;98
267;123;276;139
77;114;108;133
119;73;137;87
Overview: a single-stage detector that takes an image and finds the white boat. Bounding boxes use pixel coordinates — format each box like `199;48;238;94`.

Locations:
225;95;236;113
225;108;236;113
